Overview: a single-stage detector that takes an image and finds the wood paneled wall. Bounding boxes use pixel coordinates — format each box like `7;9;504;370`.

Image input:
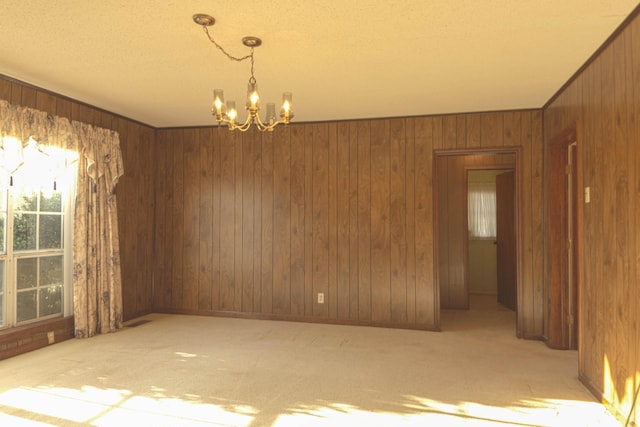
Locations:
154;111;543;334
543;10;640;423
437;153;515;310
0;75;156;321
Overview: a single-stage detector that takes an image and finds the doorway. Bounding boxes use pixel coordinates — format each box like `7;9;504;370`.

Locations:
434;149;521;336
467;169;516;311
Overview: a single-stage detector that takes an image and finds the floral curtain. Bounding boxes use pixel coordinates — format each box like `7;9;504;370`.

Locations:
0;99;124;337
72;122;124;337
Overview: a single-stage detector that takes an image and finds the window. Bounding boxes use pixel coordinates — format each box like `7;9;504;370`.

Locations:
0;140;75;328
467;181;497;239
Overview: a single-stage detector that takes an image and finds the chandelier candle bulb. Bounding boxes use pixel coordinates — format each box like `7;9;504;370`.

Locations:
266;103;276;124
226;101;238;123
281;92;293;121
247;82;260;110
213;89;225;117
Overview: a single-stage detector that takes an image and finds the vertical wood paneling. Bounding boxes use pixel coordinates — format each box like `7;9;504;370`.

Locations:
348;123;360;319
613;33;631;408
632;18;640;427
336;122;351;319
531;111;544;337
481;112;504;147
139;126;155;314
503;111;521;148
456;116;467;149
220;130;236;311
261;130;274;314
442;115;457;149
370;120;391;322
118;120;135;315
10;82;22;105
437;157;450;306
20;86;36;109
153;130;168;309
449;157;466;307
520;112;535;336
304;125;314;316
273;128;291;314
183;128;200;311
0;78;11;99
390;119;407;322
313;124;330;317
171;130;185;310
242;131;256;312
467;115;482;148
591;55;606;387
212;129;222;310
328;123;338;319
233;132;243;312
415;117;435;326
252;131;263;313
35;91;56;114
580;63;595;381
290;127;306;316
357;121;372;320
199;128;213;312
600;44;617;409
405;119;417;323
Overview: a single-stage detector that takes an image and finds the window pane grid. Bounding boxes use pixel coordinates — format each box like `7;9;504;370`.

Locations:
1;184;69;328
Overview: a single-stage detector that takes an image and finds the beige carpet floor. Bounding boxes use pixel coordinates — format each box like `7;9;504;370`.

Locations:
0;295;621;426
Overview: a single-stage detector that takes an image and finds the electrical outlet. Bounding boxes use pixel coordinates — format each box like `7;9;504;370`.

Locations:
47;331;55;344
317;292;324;304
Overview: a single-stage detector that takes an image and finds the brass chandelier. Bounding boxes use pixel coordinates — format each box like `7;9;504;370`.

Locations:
193;13;293;132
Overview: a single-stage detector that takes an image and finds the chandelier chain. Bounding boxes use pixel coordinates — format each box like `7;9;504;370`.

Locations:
201;26;253;63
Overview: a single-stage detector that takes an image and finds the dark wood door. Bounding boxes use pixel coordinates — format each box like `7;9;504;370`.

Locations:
547;139;579;349
496;170;516;311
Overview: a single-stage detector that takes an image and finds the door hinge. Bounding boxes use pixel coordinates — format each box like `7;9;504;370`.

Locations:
565;164;571;175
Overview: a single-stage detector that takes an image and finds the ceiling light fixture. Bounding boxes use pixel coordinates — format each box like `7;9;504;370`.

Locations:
193;13;293;132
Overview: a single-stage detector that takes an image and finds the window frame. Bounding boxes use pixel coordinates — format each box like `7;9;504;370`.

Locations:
0;165;75;329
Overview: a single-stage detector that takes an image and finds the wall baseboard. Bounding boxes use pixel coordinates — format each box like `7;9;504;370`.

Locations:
0;316;74;361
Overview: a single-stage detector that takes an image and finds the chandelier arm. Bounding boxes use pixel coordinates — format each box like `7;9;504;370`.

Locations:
201;26;252;63
254;113;284;132
234;115;254;132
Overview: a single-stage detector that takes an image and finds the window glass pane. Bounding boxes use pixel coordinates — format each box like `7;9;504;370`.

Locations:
40;256;63;286
39;215;62;249
40;191;62;213
17;258;37;290
13;213;37;251
15;193;37;212
17;290;37;323
39;285;62;317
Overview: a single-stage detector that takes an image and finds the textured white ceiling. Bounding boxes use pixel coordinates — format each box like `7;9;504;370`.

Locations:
0;1;637;127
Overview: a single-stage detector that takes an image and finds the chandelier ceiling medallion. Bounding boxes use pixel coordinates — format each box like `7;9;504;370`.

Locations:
193;13;293;132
